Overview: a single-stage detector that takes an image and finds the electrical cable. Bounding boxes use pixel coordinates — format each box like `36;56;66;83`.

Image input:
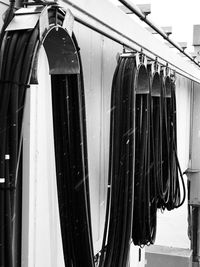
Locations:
99;56;135;267
0;4;95;267
166;78;186;210
0;22;39;266
132;63;157;246
157;74;171;209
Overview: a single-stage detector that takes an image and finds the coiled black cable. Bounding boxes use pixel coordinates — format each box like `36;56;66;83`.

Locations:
0;5;95;267
165;77;186;210
99;56;135;267
158;74;171;209
132;63;157;246
0;24;39;266
155;74;186;211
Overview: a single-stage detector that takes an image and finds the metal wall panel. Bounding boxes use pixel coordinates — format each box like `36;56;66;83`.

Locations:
191;82;200;169
188;82;200;205
22;47;65;267
74;22;122;253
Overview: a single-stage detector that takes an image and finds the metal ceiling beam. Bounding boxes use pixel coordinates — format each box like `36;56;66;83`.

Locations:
59;0;200;83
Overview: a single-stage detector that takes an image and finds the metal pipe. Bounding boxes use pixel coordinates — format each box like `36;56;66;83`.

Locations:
118;0;200;68
0;1;9;7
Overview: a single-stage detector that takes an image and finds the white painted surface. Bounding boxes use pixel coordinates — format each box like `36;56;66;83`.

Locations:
22;47;65;267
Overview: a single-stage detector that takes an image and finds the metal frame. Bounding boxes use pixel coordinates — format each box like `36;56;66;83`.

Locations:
59;0;200;83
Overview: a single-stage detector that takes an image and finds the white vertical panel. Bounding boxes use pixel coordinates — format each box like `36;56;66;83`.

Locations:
75;24;102;249
74;22;145;266
22;47;64;267
191;82;200;169
189;82;200;205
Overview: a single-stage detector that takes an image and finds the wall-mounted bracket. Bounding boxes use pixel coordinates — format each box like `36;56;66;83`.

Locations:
137;4;151;17
5;5;79;75
178;42;187;51
119;3;151;17
147;26;172;36
5;6;48;32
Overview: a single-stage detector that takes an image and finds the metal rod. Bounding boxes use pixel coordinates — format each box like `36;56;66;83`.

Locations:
118;0;200;68
0;0;9;6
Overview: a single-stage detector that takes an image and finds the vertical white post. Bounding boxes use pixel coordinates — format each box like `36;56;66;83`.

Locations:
21;47;65;267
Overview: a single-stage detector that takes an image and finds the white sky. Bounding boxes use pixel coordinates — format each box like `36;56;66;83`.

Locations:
109;0;200;52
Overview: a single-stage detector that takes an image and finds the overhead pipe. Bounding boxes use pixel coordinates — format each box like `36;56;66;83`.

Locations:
0;1;10;7
118;0;200;68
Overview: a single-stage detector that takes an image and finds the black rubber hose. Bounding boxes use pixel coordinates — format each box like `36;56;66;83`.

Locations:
158;75;171;209
0;5;95;267
100;56;135;267
0;26;39;267
50;12;95;267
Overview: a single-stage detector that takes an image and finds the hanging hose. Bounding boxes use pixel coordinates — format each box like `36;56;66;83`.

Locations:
157;74;171;209
51;41;95;267
155;73;186;211
132;62;157;246
99;56;135;267
0;21;39;266
0;5;95;267
165;76;186;210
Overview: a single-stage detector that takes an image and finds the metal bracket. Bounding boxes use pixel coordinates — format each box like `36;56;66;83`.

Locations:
148;58;161;77
5;5;50;41
139;50;147;66
5;5;79;76
43;26;80;74
62;8;74;37
154;58;161;73
136;63;149;94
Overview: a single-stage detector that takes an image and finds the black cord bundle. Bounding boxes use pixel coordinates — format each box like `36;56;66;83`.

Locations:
162;76;186;210
0;20;39;267
132;64;157;246
99;56;135;267
51;42;95;267
131;64;185;246
0;5;95;267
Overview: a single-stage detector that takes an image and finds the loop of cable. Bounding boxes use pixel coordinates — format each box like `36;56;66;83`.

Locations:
0;5;95;267
132;63;157;246
99;56;135;267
